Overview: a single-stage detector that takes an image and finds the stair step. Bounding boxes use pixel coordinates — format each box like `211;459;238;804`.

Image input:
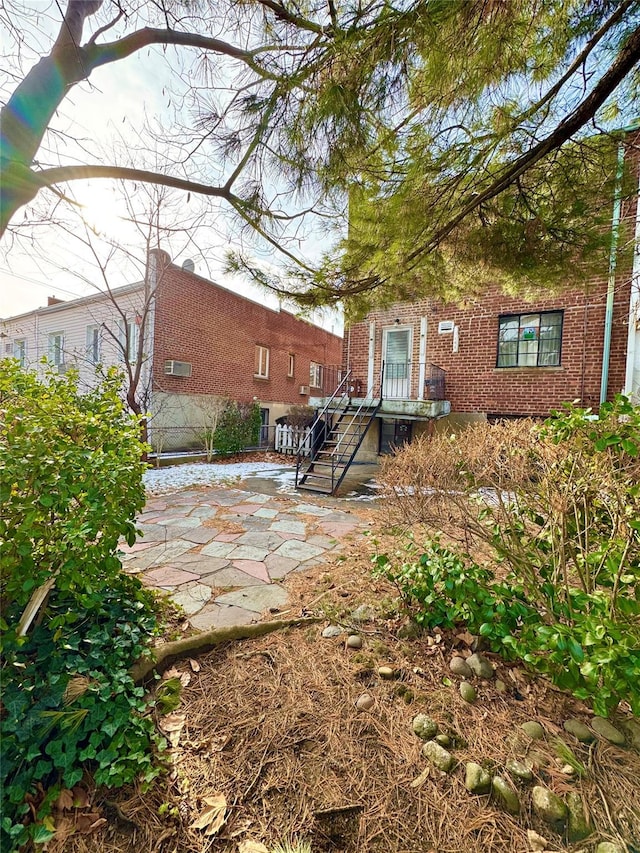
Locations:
298;484;333;493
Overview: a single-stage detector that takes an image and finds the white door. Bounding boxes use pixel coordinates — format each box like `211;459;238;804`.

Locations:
383;327;412;398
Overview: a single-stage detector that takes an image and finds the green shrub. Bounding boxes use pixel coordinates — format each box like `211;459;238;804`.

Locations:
0;362;148;614
0;362;165;850
376;396;640;715
213;398;261;456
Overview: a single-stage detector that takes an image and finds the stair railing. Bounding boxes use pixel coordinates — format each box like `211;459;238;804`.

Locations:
295;367;352;488
325;362;385;492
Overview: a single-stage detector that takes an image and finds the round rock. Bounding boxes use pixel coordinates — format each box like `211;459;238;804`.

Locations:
465;762;491;794
563;718;595;743
412;714;438;740
466;652;495;679
351;604;376;622
435;734;451;747
491;776;520;814
346;634;363;649
595;844;624;853
421;740;454;773
449;656;473;678
526;830;549;852
322;625;343;638
520;720;545;740
506;758;533;782
495;679;507;694
566;791;591;841
355;693;374;711
592;716;625;745
459;681;476;703
531;785;567;825
378;665;395;680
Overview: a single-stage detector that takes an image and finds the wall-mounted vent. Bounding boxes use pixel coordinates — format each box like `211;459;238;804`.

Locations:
299;385;309;395
164;360;192;378
181;258;195;273
438;320;455;334
4;343;13;354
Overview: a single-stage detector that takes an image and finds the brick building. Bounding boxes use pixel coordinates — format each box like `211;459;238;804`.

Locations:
308;135;640;462
1;250;343;450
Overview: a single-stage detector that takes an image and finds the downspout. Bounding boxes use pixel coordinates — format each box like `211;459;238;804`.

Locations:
623;168;640;399
600;142;625;405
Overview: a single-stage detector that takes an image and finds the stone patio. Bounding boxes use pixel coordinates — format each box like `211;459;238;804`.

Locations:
120;485;365;631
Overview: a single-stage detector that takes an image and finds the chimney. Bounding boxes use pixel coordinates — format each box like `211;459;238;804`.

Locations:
47;296;65;306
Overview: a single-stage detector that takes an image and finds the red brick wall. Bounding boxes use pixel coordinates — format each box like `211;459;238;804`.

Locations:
152;261;342;404
344;273;632;418
344;132;638;419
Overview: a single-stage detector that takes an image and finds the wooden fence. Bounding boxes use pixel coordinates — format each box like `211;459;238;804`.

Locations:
275;424;312;456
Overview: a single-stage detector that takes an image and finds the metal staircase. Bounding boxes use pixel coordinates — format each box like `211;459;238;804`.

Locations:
295;368;382;496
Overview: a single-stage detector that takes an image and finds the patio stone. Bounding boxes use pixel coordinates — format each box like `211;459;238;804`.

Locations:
241;493;272;504
201;566;265;588
201;541;237;558
236;531;285;550
118;541;157;554
318;521;359;537
307;534;339;549
126;540;194;570
228;504;257;515
228;544;269;561
215;533;242;542
173;555;230;574
270;520;307;535
291;504;333;516
170;583;213;615
264;554;300;578
253;508;279;519
163;516;202;528
180;527;219;545
189;603;255;630
274;540;325;562
231;559;270;582
188;506;218;519
214;584;289;613
145;566;201;587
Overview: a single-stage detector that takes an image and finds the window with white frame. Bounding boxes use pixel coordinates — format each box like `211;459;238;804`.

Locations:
48;332;64;366
126;320;139;363
309;361;323;388
13;339;26;367
288;353;295;378
86;324;101;364
117;318;140;363
497;311;563;368
255;345;270;378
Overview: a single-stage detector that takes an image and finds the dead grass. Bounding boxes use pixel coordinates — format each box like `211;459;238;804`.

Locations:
55;621;640;852
50;510;640;853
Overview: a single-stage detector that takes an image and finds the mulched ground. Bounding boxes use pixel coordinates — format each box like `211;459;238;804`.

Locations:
51;511;640;853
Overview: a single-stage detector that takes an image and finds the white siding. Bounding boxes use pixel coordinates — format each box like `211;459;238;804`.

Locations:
1;284;154;397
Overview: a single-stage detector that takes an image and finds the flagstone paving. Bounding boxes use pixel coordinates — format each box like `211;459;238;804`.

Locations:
121;483;367;631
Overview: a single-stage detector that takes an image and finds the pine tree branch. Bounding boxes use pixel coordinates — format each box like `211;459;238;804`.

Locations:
404;21;640;269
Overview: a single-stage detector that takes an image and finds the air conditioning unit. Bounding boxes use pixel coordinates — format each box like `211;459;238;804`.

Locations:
164;360;192;378
299;385;309;395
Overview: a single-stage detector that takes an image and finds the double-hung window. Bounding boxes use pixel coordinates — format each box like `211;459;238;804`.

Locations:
48;332;64;366
13;339;26;368
86;324;101;364
117;318;140;363
255;345;270;378
497;311;563;368
309;361;323;388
